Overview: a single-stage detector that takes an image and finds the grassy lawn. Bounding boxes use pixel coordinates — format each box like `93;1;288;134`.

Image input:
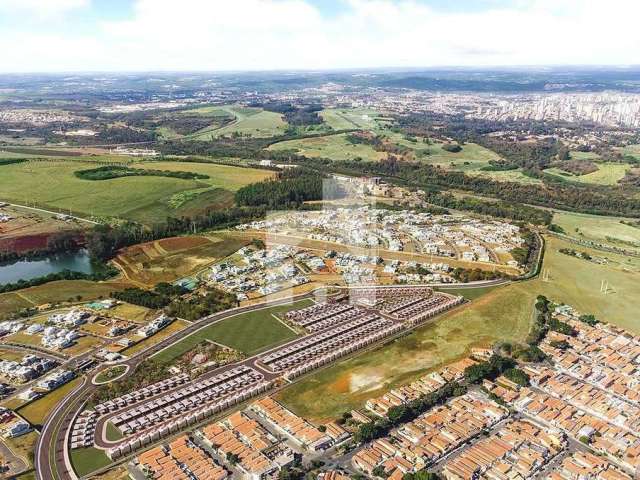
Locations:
70;446;112;477
320;108;384;130
17;378;82;426
153;299;311;363
268;133;387;162
411;141;503;171
105;422;124;442
95;366;126;384
0;159;271;224
553;211;640;251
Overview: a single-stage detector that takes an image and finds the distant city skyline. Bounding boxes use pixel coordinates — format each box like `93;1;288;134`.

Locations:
0;0;638;73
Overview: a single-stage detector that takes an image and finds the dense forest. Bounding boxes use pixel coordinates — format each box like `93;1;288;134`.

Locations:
298;156;640;219
235;167;344;209
75;165;209;181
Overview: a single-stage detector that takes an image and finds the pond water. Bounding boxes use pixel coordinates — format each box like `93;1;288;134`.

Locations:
0;251;95;285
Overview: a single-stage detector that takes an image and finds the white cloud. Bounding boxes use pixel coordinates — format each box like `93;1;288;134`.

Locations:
0;0;638;72
0;0;89;17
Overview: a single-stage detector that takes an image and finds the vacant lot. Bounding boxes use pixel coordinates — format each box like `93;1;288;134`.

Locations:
120;319;189;356
553;211;640;250
277;284;532;422
153;300;311;363
114;233;250;287
17;378;82;426
70;446;112;477
0;160;272;224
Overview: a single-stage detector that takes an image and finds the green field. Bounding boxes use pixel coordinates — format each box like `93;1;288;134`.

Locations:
268;133;386;162
189;105;288;140
0;159;272;224
569;151;601;161
0;280;129;319
70;447;112;477
467;168;543;185
545;162;630;185
553;211;640;250
277;284;533;422
409;141;503;171
532;236;640;332
320;108;384;130
153;300;312;363
620;144;640;160
17;378;82;426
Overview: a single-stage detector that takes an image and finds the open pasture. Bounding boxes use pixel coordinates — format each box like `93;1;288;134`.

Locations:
278;234;640;422
320;108;385;130
189;105;288;140
545;162;631;185
553;211;640;250
268;133;386;161
0;159;271;224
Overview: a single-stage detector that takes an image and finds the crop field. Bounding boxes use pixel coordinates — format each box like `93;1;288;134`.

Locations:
189;105;288;140
553;211;640;250
277;284;533;422
0;159;271;224
153;299;312;363
268;133;386;162
545;162;630;185
114;233;250;287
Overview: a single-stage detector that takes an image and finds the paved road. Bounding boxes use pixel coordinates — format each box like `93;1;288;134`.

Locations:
1;202;98;225
35;282;509;479
35;290;321;480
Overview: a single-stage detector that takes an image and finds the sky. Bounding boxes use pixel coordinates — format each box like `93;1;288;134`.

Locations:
0;0;638;73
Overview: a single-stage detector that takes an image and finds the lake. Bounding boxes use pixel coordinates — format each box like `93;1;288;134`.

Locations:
0;251;96;285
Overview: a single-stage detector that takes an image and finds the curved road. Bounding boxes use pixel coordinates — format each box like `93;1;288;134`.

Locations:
34;279;512;479
35;290;320;480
